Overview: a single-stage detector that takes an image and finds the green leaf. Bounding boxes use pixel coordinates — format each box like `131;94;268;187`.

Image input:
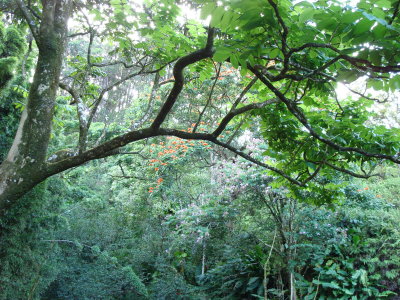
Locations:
230;54;239;68
299;8;315;23
313;280;341;289
269;48;280;59
352;234;361;245
369;51;381;65
306;162;316;172
337;69;359;83
372;24;387;38
353;19;374;35
371;7;386;20
367;78;383;91
376;0;391;8
213;47;231;62
389;75;400;91
201;3;215;20
210;6;225;27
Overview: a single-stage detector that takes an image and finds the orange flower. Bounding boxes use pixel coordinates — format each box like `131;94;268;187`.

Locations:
157;178;164;184
376;194;382;198
191;123;196;127
364;187;369;190
154;167;159;171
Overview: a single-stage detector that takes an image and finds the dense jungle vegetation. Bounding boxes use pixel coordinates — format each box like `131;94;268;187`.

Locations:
1;0;400;299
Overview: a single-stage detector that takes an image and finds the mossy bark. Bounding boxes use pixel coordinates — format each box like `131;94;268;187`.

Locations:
0;0;72;214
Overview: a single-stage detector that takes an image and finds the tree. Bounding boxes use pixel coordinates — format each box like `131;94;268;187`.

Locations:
1;0;400;214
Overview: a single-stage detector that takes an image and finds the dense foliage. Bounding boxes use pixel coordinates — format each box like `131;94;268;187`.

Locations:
1;0;400;299
2;139;400;299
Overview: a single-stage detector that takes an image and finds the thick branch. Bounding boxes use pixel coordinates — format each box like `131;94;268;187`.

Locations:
268;0;288;54
15;0;39;41
151;27;215;129
213;98;277;137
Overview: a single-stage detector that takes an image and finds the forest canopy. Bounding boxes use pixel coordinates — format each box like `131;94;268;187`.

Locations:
0;0;400;205
1;0;400;299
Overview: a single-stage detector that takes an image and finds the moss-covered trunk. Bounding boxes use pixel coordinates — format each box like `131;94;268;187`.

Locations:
0;0;72;213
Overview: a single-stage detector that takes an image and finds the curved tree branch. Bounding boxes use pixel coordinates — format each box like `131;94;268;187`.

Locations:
151;27;215;129
15;0;39;41
213;98;278;137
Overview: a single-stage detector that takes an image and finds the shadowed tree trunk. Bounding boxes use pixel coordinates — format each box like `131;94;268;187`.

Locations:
0;0;72;212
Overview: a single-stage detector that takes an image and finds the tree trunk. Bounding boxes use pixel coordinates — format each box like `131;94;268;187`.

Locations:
0;0;72;213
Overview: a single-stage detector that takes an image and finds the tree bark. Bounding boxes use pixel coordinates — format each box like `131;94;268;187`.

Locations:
0;0;72;213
